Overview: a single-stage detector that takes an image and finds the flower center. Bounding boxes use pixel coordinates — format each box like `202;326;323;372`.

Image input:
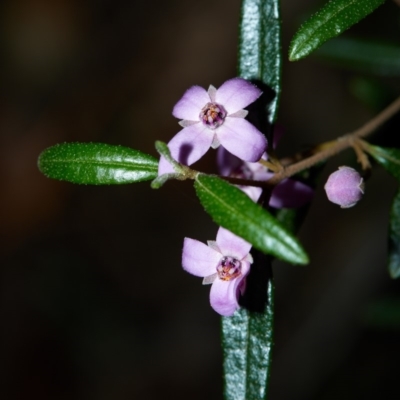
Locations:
199;102;227;130
217;256;241;281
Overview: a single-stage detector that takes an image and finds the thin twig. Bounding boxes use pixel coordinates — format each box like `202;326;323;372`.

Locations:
267;95;400;185
352;138;371;171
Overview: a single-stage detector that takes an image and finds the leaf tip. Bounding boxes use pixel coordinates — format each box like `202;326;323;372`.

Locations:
37;148;50;175
288;248;309;266
298;252;310;265
288;48;299;62
389;265;400;280
288;40;307;62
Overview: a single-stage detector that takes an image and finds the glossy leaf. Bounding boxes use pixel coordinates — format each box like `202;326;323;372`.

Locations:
275;207;303;234
38;142;158;185
289;0;385;61
317;37;400;76
194;174;309;265
239;0;281;123
222;274;274;400
388;190;400;279
225;2;282;399
367;145;400;181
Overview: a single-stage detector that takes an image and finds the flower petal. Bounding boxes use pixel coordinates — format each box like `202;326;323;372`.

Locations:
250;165;272;182
202;273;218;285
272;124;284;149
215;78;262;114
207;240;221;253
216;227;252;260
216;147;242;176
173;86;210;120
157;158;175;175
208;85;217;102
209;278;239;316
182;238;221;278
158;124;213;175
269;178;314;209
217;118;267;162
209;259;251;316
240;185;262;202
229;109;248;118
211;135;220;149
241;260;251;277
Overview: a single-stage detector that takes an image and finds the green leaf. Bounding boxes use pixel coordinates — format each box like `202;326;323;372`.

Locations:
388;190;400;278
367;145;400;181
38;142;158;185
316;37;400;76
194;174;309;265
239;0;281;123
275;207;304;234
222;272;274;400
229;2;282;399
289;0;386;61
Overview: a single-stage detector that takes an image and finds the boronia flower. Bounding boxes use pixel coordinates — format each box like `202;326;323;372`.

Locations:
182;227;253;316
217;147;314;208
158;78;267;175
324;166;364;208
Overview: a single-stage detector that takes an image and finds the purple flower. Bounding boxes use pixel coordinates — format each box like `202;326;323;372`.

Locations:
182;227;253;316
217;147;314;208
158;78;267;175
324;166;364;208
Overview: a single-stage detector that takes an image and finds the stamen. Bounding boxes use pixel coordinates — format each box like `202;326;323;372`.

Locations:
199;102;227;130
216;256;241;281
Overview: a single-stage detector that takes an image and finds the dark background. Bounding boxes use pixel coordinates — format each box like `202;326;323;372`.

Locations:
1;0;400;399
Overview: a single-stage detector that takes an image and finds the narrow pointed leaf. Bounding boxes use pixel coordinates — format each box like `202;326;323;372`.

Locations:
38;142;158;185
222;275;274;400
228;2;282;399
194;174;309;265
289;0;386;61
239;0;281;123
388;190;400;279
367;145;400;181
316;37;400;76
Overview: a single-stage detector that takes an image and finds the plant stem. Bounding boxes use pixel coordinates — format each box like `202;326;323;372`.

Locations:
267;95;400;185
182;95;400;189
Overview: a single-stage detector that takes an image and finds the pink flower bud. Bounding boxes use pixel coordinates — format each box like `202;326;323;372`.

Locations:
324;166;364;208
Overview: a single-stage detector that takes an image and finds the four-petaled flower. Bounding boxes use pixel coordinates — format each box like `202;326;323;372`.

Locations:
182;227;253;316
217;147;314;208
158;78;267;175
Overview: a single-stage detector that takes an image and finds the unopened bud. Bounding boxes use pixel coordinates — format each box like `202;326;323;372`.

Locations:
324;166;364;208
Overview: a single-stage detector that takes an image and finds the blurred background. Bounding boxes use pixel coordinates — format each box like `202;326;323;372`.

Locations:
1;0;400;399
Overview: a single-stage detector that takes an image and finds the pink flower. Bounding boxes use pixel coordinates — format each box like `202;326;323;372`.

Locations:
158;78;267;175
182;227;253;316
217;147;314;208
324;166;364;208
